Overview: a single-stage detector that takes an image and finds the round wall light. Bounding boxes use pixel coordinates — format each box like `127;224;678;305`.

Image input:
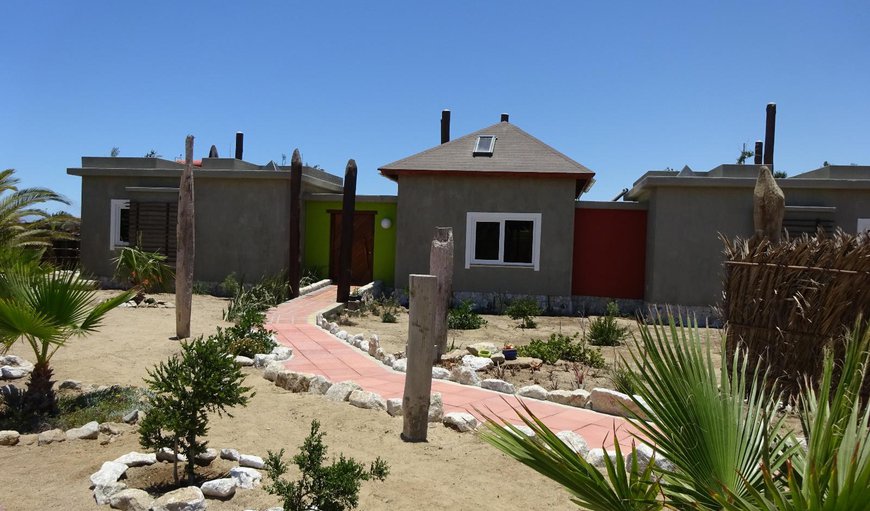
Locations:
380;218;392;229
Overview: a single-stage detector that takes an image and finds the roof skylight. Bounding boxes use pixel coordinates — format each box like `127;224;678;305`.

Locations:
473;135;496;156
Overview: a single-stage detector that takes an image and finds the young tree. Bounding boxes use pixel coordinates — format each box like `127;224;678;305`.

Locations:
139;336;252;485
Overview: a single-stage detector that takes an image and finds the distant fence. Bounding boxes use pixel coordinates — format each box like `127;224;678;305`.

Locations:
721;230;870;398
42;237;80;269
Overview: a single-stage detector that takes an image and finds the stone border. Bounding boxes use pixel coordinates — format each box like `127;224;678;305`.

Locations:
299;278;332;296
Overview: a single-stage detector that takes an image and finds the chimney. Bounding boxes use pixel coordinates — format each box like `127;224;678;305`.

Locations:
500;113;509;122
440;110;451;144
763;103;776;169
754;141;763;164
235;131;244;160
208;145;219;158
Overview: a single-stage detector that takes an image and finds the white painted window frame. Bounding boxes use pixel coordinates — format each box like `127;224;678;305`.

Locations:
465;212;541;271
858;218;870;234
110;199;130;250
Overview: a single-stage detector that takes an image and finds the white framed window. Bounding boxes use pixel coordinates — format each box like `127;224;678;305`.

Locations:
110;199;131;250
465;212;541;270
473;135;496;156
859;218;870;234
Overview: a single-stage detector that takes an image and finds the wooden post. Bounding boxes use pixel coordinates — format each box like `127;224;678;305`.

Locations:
288;149;303;298
175;135;195;339
763;103;776;170
430;227;453;362
754;141;763;165
336;159;358;303
402;274;436;442
753;165;785;243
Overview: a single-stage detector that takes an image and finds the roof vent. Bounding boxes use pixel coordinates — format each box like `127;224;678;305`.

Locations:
473;135;496;156
500;113;509;122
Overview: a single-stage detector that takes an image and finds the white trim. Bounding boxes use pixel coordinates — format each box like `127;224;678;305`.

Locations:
858;218;870;234
465;212;541;271
109;199;130;250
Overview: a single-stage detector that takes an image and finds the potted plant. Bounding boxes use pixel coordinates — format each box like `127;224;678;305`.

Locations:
502;343;518;361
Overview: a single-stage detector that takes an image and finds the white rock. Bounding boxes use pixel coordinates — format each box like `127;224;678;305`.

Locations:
201;477;236;498
194;448;218;466
374;348;386;361
324;381;362;402
481;379;516;394
239;453;265;469
1;366;29;379
432;367;451;380
586;448;618;469
113;451;157;467
466;342;497;356
90;461;128;488
517;384;549;400
449;366;481;386
589;388;647;418
368;337;380;357
229;466;262;489
122;410;144;424
0;354;33;370
556;431;590;456
0;430;20;446
253;353;278;368
336;330;348;340
490;353;506;364
386;398;403;417
625;443;674;472
382;354;396;367
66;420;100;440
275;371;314;393
233;355;254;366
358;340;369;352
348;390;387;411
37;428;66;445
548;389;590;408
461;354;494;371
328;323;339;334
429;393;444;423
271;346;293;361
443;412;480;432
94;482;128;505
262;361;285;382
150;486;206;511
504;424;536;437
392;358;407;372
220;448;240;461
59;379;83;390
156;447;187;463
307;375;333;395
109;488;153;511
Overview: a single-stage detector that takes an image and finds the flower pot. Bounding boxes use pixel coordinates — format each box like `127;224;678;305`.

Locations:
502;348;518;361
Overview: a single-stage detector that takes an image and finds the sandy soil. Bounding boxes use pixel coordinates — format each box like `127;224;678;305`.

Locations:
0;292;580;511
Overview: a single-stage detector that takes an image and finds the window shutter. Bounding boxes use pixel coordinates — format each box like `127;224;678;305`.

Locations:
129;201;177;264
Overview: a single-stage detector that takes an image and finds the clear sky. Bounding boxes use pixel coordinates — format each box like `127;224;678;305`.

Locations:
3;2;869;214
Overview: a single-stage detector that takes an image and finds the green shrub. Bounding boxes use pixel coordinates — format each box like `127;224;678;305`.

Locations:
517;333;605;368
587;301;630;346
223;271;290;322
113;245;174;298
213;308;276;358
265;419;389;511
377;293;400;323
609;362;637;395
299;266;325;289
191;281;210;295
219;272;240;297
448;300;487;330
506;298;542;329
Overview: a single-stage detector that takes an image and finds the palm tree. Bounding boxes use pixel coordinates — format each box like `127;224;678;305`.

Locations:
0;265;133;422
0;168;71;250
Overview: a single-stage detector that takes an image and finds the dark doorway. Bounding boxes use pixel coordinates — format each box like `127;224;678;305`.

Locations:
329;210;375;285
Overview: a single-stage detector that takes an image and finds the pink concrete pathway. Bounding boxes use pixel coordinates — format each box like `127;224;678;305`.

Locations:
267;286;633;449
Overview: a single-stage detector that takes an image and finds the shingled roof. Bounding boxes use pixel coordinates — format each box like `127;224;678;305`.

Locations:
379;121;595;180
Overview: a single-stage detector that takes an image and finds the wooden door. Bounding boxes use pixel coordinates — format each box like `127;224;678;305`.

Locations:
329;211;375;285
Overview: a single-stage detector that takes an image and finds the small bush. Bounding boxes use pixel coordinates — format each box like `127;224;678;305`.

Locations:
517;333;605;368
223;271;290;322
266;419;389;511
587;301;629;347
219;272;240;297
299;266;325;289
609;363;638;395
506;298;542;329
213;308;276;358
113;245;174;299
448;300;487;330
191;281;210;295
377;293;400;323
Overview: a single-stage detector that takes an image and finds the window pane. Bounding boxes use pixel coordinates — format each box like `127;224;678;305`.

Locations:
475;136;493;153
474;222;500;260
504;220;533;263
119;207;130;243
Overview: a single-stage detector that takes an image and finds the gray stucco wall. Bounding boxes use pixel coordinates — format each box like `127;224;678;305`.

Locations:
394;174;577;296
643;181;870;307
77;170;337;283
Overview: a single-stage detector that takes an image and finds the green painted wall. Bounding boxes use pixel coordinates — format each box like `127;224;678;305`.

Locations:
304;200;397;286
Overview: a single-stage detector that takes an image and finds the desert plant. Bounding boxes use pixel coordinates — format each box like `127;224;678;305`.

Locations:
265;419;389;511
113;245;174;302
609;362;637;395
448;300;487;330
0;265;133;424
587;301;629;346
212;307;276;358
377;293;400;324
0;169;73;250
506;298;542;329
219;272;240;297
299;266;325;289
139;336;253;485
223;271;291;322
517;333;605;368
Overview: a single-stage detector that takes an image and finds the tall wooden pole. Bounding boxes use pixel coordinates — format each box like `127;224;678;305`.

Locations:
175;135;195;339
763;103;776;170
336;159;357;303
288;149;303;298
430;227;453;362
754;141;763;165
402;274;436;442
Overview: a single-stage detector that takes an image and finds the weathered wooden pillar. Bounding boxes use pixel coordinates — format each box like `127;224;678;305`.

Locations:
336;159;358;303
754;141;763;165
175;135;195;339
430;227;453;362
763;103;776;170
402;274;436;442
288;149;303;298
753;165;785;243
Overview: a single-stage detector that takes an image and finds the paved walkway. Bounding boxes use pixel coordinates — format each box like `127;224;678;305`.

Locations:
267;286;633;449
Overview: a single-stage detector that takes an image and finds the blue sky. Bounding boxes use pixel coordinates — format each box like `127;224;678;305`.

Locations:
2;2;869;213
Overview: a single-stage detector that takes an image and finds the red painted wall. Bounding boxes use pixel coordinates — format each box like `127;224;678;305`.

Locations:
572;208;647;299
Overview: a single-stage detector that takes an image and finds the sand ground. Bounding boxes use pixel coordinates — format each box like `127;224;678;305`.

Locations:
0;292;579;511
